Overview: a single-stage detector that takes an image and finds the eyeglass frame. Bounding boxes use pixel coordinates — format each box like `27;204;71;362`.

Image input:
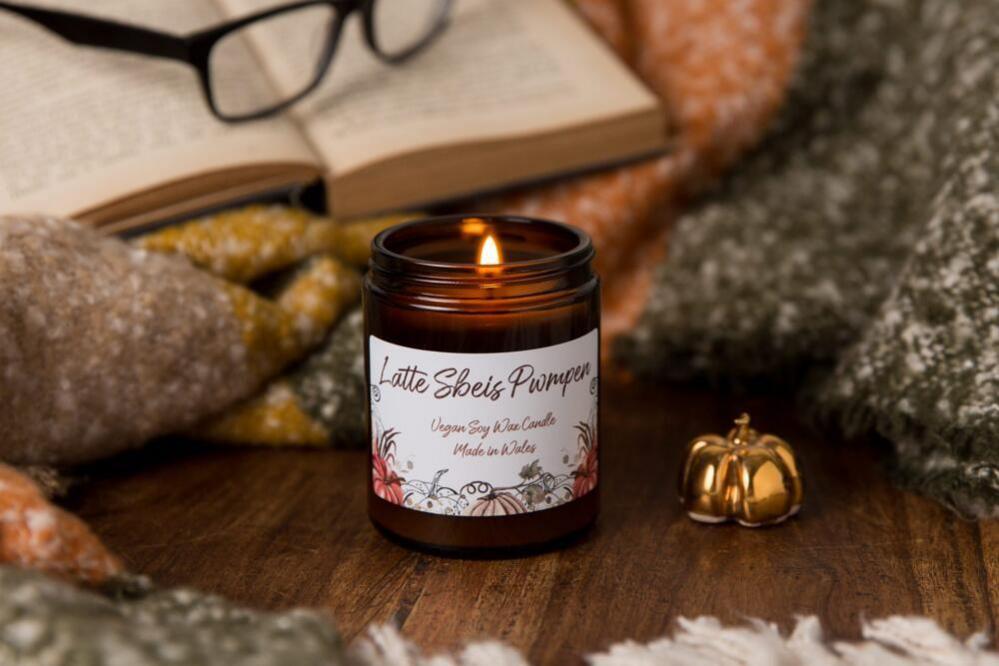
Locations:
0;0;454;123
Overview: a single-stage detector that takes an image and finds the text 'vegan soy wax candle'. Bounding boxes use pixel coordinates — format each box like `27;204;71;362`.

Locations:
364;215;600;553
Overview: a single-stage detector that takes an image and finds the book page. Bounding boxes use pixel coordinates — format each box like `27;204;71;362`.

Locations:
0;0;318;218
219;0;659;175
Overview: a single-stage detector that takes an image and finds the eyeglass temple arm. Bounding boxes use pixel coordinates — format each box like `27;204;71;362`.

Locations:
0;2;188;61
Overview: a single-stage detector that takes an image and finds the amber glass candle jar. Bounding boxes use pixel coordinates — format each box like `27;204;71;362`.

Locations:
364;214;600;554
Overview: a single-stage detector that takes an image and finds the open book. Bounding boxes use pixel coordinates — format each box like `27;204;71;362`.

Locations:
0;0;667;233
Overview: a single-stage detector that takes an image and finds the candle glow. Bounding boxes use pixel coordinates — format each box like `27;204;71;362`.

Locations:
477;234;503;266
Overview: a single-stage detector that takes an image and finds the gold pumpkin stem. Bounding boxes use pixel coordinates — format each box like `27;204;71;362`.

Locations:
734;413;752;442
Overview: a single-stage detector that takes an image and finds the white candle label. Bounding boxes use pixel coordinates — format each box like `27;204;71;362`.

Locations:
368;329;599;516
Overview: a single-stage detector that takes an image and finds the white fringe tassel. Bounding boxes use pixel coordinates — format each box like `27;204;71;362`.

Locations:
353;616;998;666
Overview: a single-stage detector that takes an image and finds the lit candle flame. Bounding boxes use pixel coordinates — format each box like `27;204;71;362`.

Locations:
477;234;503;266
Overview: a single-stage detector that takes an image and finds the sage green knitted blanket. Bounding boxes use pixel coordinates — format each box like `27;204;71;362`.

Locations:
616;0;999;518
3;566;996;665
0;567;347;665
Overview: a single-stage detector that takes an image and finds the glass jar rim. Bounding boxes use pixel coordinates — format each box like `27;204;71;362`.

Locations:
370;214;594;281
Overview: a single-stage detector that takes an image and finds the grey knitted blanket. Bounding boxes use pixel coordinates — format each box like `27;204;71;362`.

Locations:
616;0;999;518
0;567;347;665
3;566;996;665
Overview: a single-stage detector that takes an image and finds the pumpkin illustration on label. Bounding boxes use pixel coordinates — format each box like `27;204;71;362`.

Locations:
372;427;404;505
469;491;527;516
679;413;803;527
571;420;598;498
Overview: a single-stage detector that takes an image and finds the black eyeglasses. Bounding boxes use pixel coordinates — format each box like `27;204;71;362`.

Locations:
0;0;453;123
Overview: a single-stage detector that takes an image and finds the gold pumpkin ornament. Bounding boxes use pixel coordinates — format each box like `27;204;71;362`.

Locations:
679;414;803;526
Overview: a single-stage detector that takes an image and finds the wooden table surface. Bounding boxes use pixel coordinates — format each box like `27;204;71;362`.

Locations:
69;379;998;664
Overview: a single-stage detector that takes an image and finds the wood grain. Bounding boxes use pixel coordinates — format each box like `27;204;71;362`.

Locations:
68;380;997;665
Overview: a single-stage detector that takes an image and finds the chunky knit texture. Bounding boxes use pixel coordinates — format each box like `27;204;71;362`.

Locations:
1;566;995;666
0;213;359;466
0;567;345;665
617;0;999;518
